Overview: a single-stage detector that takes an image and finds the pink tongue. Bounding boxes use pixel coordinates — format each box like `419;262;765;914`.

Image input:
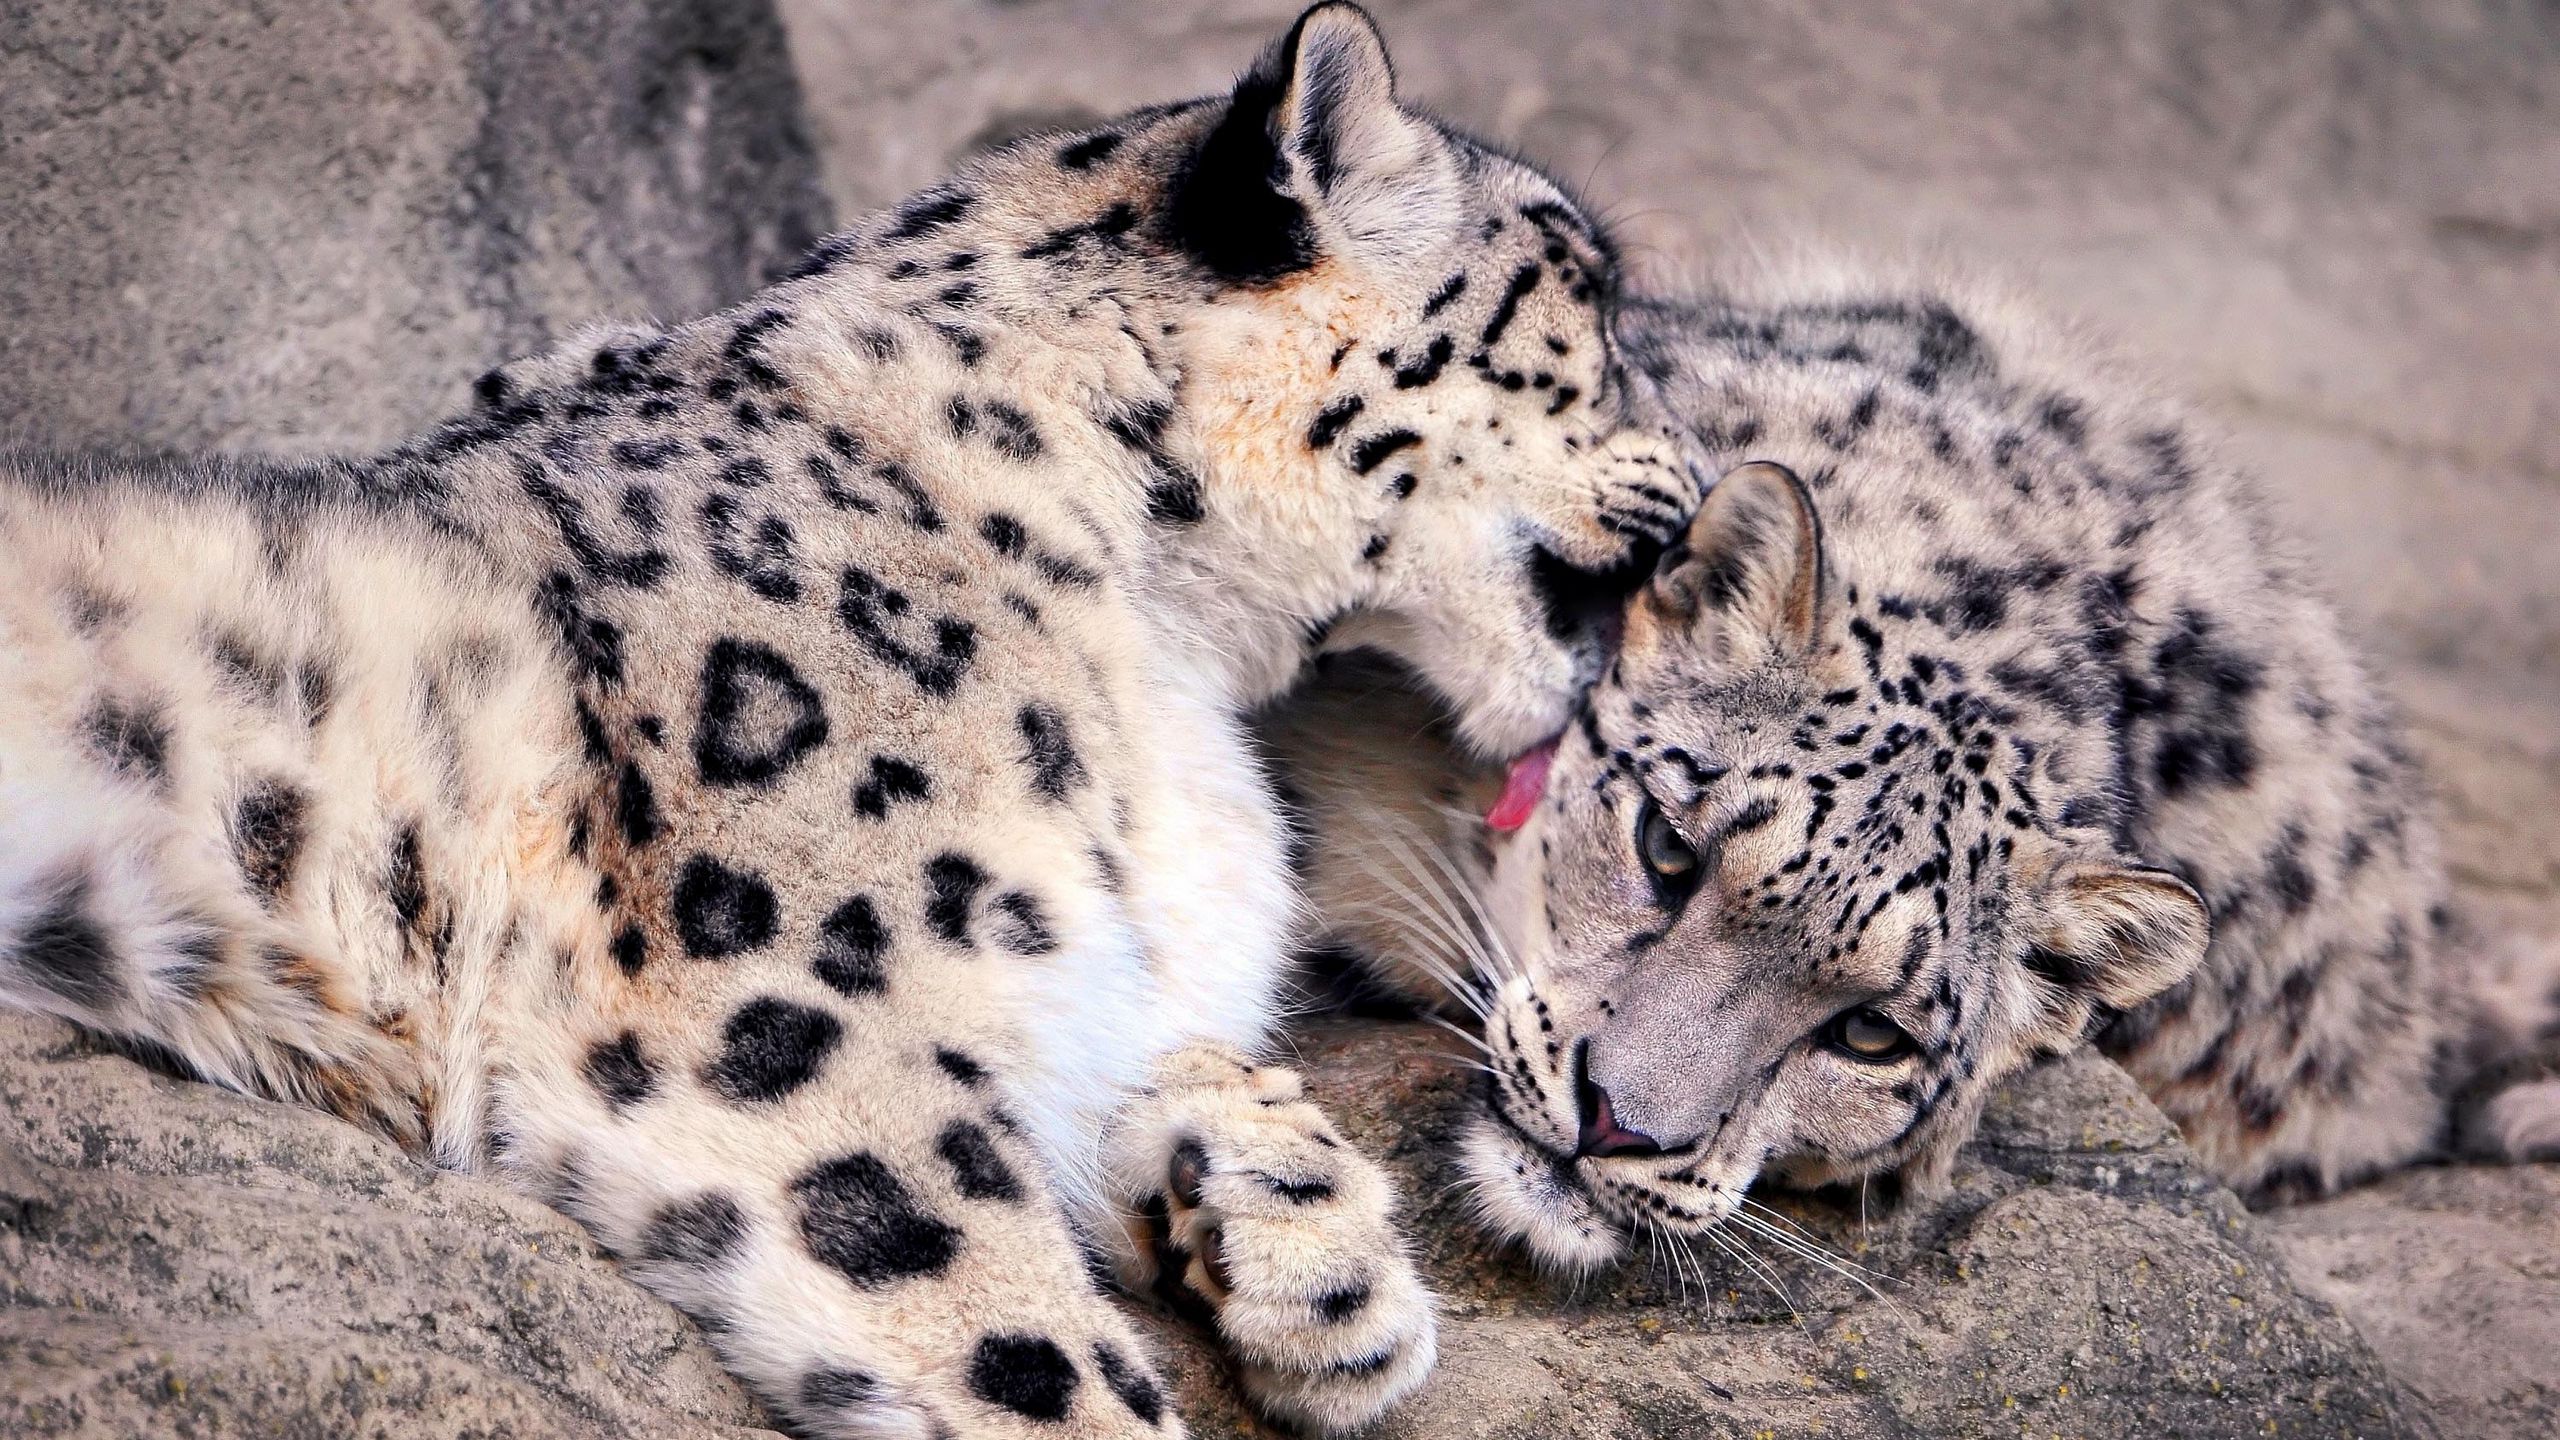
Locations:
1486;740;1559;832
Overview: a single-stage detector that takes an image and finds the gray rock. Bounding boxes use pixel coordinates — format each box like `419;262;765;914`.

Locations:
1135;1021;2425;1439
2265;1161;2560;1438
0;1013;774;1440
0;0;831;454
0;1005;2420;1440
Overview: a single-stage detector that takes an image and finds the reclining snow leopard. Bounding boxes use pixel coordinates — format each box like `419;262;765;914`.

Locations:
1273;260;2560;1274
0;7;1699;1433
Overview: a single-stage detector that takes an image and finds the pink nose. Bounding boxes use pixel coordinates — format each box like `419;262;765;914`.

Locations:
1574;1077;1663;1160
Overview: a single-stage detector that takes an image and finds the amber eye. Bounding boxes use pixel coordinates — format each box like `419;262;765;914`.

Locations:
1636;800;1698;881
1825;1007;1914;1063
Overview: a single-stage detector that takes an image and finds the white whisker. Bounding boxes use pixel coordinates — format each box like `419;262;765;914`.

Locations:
1349;803;1505;981
1417;1011;1498;1061
1333;901;1495;1022
1364;828;1507;990
1702;1224;1805;1326
1737;1196;1892;1286
1434;1174;1498;1211
1339;837;1504;1007
1651;1212;1707;1311
1407;802;1532;985
1638;1212;1691;1309
1730;1212;1886;1301
1411;1047;1501;1079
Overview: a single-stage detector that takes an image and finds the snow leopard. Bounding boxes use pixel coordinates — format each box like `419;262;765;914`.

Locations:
1270;260;2560;1276
0;7;1698;1433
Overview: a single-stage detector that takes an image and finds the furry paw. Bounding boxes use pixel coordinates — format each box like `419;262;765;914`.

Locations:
1120;1049;1436;1434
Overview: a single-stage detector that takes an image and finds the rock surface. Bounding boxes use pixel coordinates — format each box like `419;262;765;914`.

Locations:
1144;1023;2422;1439
0;1006;2421;1440
0;1017;768;1440
0;0;831;454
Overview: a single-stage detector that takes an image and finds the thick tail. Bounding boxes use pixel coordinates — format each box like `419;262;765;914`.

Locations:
2464;1075;2560;1158
0;754;420;1144
2444;916;2560;1163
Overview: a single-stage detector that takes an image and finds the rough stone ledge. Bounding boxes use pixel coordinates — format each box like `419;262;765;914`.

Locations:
1137;1019;2428;1439
2;1008;2425;1439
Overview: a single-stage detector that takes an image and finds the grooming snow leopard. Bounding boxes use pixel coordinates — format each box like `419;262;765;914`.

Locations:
0;8;1698;1433
1271;262;2560;1275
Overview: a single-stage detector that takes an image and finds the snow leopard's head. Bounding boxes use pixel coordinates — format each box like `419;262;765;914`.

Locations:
1449;460;2208;1269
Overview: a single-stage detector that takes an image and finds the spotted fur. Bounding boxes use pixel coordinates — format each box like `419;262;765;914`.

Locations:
1273;260;2560;1276
0;8;1693;1435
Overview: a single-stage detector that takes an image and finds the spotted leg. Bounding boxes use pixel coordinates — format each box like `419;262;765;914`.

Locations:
1103;1042;1438;1433
502;1001;1183;1440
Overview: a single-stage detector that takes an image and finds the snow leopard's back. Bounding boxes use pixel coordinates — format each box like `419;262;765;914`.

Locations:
0;449;594;1164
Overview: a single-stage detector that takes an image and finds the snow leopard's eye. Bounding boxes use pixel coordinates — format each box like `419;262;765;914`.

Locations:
1635;799;1698;884
1823;1007;1915;1063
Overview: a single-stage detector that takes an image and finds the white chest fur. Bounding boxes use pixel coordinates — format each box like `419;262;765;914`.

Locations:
998;624;1300;1228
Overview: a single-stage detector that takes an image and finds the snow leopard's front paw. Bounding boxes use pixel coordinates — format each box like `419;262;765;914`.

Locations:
1117;1047;1436;1434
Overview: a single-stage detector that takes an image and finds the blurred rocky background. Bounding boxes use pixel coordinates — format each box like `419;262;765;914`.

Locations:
2;0;2555;1435
0;0;829;451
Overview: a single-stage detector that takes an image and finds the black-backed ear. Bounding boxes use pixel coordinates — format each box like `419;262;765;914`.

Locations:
1273;4;1400;195
1172;4;1458;282
2016;859;2211;1049
1271;2;1458;259
1632;461;1824;667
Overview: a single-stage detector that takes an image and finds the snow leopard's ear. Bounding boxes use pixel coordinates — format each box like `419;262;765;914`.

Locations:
2014;859;2211;1050
1173;3;1462;282
1631;461;1825;669
1268;3;1462;260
